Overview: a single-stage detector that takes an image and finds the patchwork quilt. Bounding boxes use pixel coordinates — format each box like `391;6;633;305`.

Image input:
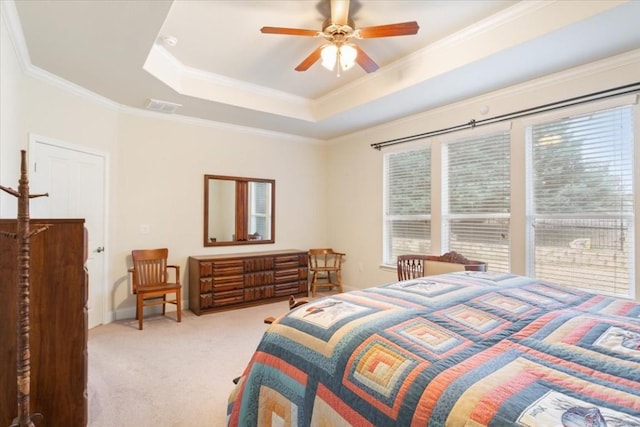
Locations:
227;272;640;426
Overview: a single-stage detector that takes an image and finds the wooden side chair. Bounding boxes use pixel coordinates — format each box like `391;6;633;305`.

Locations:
308;248;345;296
397;251;487;281
130;248;182;330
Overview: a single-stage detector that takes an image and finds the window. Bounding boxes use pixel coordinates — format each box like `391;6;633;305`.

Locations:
527;106;634;297
444;131;511;272
383;147;431;265
249;181;271;239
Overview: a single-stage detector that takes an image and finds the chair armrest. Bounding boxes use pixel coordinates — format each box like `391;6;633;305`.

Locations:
168;264;181;284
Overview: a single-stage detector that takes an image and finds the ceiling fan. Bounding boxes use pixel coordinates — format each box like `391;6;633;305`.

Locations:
260;0;419;75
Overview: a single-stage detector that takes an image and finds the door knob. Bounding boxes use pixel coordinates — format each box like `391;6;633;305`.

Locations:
96;246;105;253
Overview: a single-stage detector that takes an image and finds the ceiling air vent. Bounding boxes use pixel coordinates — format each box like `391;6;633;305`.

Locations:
145;98;182;114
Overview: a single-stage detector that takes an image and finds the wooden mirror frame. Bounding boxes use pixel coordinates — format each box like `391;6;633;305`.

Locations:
204;175;275;247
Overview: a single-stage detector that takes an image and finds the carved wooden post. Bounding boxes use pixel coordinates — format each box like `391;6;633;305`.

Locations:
0;150;48;427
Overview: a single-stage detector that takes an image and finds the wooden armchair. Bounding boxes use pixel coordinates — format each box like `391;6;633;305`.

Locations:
308;248;345;296
397;251;487;281
130;248;182;330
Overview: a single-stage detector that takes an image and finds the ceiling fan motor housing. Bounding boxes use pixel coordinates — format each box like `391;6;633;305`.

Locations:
322;18;356;41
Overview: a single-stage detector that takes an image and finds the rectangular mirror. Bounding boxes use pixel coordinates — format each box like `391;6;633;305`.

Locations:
204;175;275;246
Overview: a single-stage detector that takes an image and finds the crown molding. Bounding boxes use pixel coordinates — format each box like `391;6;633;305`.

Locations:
1;0;31;72
144;44;314;121
119;104;323;145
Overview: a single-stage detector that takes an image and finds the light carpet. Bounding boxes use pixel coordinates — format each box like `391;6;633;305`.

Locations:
88;300;291;427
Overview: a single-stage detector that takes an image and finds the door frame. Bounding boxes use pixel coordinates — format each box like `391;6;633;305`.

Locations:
28;133;110;326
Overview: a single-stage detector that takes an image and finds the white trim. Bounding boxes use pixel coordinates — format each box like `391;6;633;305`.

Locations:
27;66;121;112
143;44;314;121
0;0;30;72
118;104;324;145
28;133;111;326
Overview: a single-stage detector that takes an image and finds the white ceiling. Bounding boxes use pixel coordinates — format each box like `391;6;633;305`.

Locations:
7;0;640;140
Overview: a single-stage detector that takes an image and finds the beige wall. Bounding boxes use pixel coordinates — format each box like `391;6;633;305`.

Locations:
111;114;327;315
327;50;640;297
0;11;24;218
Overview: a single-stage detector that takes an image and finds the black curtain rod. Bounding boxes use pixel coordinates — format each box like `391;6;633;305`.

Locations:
371;82;640;150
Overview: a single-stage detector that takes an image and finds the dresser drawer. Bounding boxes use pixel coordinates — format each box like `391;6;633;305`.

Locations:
244;286;275;301
212;291;244;306
200;278;213;293
244;257;275;272
275;268;301;284
213;280;244;293
212;274;244;288
274;255;301;269
212;260;244;276
200;293;213;309
199;262;213;277
274;283;300;297
244;271;275;287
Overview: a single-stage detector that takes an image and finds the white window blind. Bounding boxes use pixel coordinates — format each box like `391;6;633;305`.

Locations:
528;105;634;297
383;147;431;265
445;132;511;272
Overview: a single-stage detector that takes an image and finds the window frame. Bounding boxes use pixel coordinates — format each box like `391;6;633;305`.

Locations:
382;144;432;267
440;125;512;272
524;102;636;298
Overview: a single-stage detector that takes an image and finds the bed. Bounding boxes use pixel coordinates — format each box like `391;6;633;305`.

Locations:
227;272;640;426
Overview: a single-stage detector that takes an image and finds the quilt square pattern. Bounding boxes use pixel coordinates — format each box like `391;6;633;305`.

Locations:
437;304;509;336
343;336;422;418
387;318;471;358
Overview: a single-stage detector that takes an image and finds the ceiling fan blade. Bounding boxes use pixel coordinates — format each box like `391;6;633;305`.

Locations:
260;26;319;37
295;46;323;71
358;21;419;38
330;0;350;25
354;45;379;73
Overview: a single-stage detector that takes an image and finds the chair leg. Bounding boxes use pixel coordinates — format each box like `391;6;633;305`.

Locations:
176;289;182;323
137;294;144;330
336;270;343;293
311;271;317;297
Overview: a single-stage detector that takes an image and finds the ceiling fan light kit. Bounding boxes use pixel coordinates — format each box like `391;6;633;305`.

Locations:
260;0;418;75
321;43;357;75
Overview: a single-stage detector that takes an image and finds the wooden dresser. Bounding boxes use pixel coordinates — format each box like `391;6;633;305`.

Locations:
0;219;88;426
189;249;308;315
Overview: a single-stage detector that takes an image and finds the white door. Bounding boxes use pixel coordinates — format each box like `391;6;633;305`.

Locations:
29;135;107;329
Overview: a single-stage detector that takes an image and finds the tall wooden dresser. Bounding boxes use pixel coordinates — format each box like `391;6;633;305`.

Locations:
189;249;308;315
0;219;88;426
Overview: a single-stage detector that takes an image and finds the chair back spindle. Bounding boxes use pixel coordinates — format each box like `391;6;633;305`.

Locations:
397;252;487;281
